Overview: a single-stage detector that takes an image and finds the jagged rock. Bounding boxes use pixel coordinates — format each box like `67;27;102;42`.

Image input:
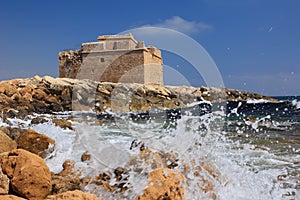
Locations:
81;152;91;162
51;160;82;195
32;88;47;100
45;190;100;200
0;195;26;200
5;128;23;141
1;149;52;199
0;165;9;195
0;76;278;116
136;168;185;200
0;82;18;97
16;129;55;158
30;115;49;124
52;119;73;130
0;130;17;154
51;174;82;195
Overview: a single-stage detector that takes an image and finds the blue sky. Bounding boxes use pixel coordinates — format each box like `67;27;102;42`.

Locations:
0;0;299;96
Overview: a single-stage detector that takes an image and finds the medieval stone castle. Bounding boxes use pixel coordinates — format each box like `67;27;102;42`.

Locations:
58;34;163;85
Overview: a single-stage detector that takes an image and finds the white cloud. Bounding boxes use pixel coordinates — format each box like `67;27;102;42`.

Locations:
144;16;212;35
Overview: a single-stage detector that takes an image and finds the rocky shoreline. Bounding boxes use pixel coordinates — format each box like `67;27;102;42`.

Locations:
0;75;277;117
0;76;279;199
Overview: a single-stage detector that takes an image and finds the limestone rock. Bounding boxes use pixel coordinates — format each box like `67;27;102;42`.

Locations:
51;160;82;194
5;128;23;141
51;173;82;195
30;115;49;124
1;149;52;199
81;152;91;162
0;75;279;116
16;129;55;158
52;119;73;130
32;88;47;100
0;165;9;195
0;195;26;200
0;82;18;97
45;190;100;200
136;168;185;200
0;130;17;154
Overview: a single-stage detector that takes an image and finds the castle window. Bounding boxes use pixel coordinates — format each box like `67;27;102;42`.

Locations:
113;42;118;50
100;58;105;62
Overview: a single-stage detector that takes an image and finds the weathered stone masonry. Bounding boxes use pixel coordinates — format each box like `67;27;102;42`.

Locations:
58;34;163;85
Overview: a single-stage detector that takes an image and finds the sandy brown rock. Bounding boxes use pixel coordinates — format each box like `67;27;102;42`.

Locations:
45;190;100;200
52;119;73;130
51;174;82;195
0;195;26;200
0;82;18;97
0;76;279;116
16;129;55;158
136;168;185;200
0;130;17;154
81;152;91;162
0;165;9;195
0;127;10;136
30;116;49;124
51;160;82;194
1;149;52;199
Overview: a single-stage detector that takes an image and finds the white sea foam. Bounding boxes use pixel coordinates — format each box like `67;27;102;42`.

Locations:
1;111;298;199
246;99;272;104
292;99;300;109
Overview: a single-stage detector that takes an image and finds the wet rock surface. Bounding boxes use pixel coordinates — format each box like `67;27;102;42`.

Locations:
0;76;282;199
16;129;55;158
137;168;185;200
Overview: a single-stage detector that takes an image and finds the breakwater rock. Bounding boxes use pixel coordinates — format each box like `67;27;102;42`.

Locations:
0;76;277;118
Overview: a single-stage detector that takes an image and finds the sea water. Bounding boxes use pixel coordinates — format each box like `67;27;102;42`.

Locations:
1;97;299;200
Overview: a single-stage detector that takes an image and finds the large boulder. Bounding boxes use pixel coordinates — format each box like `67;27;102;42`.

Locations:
45;190;101;200
0;130;17;154
136;168;185;200
16;129;55;158
0;149;52;199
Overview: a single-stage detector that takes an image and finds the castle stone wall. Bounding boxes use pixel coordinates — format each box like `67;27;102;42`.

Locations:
58;34;163;85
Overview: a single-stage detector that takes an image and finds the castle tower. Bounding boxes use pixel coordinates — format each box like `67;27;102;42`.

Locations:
58;34;163;85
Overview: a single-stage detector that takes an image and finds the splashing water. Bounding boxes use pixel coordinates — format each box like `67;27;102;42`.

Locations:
1;98;299;199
